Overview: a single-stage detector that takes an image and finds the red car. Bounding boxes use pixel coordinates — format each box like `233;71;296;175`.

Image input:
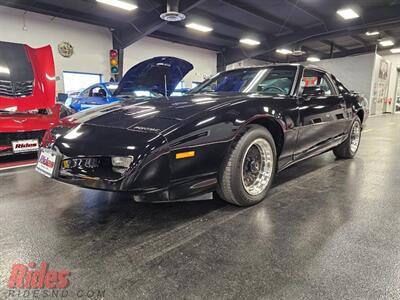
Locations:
0;41;72;156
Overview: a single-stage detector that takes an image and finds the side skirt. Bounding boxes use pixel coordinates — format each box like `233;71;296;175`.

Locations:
277;135;345;173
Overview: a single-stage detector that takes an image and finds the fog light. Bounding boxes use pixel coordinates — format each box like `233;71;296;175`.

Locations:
111;156;133;168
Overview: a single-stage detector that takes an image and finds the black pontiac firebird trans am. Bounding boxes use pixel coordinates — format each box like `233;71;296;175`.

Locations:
36;60;368;207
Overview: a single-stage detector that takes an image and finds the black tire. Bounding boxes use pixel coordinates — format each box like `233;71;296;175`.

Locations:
217;125;277;206
333;116;362;159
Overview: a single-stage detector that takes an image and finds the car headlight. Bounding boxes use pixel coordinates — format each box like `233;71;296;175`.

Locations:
111;156;134;168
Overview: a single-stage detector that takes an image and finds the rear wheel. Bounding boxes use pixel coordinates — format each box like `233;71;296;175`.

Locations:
218;125;277;206
333;116;362;159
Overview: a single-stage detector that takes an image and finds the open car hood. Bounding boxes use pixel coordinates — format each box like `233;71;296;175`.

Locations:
114;56;193;97
0;41;56;112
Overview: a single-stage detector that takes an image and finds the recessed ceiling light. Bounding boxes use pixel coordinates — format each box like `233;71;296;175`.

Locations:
366;31;380;36
337;8;359;20
240;38;261;46
380;40;394;47
307;57;320;62
96;0;137;11
276;48;293;55
390;48;400;54
185;23;213;32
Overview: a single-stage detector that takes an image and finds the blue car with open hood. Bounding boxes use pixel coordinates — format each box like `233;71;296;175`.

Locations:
67;56;194;112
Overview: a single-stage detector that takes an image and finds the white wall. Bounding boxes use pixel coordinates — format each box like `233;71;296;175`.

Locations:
309;53;376;100
123;37;217;88
226;58;268;70
382;54;400;113
0;6;113;93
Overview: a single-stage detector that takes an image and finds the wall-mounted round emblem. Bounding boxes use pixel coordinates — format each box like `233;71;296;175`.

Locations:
58;41;74;58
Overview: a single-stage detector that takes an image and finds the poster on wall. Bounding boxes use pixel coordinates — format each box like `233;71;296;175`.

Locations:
370;55;391;115
379;60;389;80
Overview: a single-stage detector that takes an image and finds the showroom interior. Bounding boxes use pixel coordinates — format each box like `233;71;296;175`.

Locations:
1;0;400;299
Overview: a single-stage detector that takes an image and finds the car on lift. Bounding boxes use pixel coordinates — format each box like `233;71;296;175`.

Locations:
0;41;74;157
36;64;368;206
65;56;194;112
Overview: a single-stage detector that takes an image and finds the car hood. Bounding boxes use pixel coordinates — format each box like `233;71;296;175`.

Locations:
0;42;56;112
114;56;193;97
65;93;249;130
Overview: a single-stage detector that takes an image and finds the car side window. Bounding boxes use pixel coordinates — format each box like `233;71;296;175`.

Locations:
302;69;334;97
256;68;296;95
89;86;100;97
331;75;350;95
80;88;90;97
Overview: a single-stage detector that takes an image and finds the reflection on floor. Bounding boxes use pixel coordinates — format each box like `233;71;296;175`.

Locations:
0;153;37;171
0;114;399;299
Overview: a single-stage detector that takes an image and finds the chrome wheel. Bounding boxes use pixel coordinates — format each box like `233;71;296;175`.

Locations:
350;121;361;153
241;138;274;196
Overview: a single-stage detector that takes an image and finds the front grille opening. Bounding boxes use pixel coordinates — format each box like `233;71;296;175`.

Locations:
0;130;46;146
0;80;34;98
0;41;35;98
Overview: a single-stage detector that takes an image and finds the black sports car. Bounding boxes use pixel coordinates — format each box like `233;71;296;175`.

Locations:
36;63;368;206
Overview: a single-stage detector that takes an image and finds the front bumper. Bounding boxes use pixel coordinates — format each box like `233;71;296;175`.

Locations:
43;123;172;193
0;130;45;156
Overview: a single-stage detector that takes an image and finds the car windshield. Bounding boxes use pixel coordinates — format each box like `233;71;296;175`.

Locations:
113;82;164;98
105;83;119;94
191;66;297;95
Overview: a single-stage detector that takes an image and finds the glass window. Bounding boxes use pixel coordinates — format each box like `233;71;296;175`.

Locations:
63;71;102;94
105;83;119;95
191;67;296;95
193;69;261;93
331;75;350;95
256;68;296;95
302;69;334;96
89;86;101;97
89;86;107;97
80;88;90;97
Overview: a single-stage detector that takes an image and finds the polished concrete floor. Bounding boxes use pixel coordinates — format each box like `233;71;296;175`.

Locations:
1;114;400;299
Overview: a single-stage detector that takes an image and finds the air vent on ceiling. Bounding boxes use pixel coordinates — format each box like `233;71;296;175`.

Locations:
160;0;186;22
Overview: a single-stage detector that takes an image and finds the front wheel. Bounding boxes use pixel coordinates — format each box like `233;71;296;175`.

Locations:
333;116;362;159
217;125;277;206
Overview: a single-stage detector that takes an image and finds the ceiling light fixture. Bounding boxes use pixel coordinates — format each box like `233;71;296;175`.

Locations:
276;48;293;55
96;0;137;11
366;31;380;36
160;0;186;22
307;56;320;62
390;48;400;54
240;38;261;46
380;40;395;47
185;23;213;32
337;8;359;20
